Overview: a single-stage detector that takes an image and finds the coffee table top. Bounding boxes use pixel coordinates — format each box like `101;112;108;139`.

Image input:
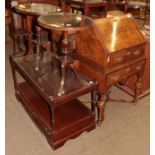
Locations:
15;3;61;16
13;53;96;106
37;13;93;32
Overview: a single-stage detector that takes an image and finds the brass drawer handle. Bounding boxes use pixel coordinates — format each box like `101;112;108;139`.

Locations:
126;68;131;72
115;56;124;62
126;52;131;56
136;66;142;71
134;51;140;56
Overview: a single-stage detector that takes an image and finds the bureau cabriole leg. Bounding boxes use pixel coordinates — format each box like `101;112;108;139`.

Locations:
97;94;106;126
133;73;143;104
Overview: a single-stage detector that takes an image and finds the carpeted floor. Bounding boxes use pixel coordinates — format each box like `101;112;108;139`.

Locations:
5;25;150;155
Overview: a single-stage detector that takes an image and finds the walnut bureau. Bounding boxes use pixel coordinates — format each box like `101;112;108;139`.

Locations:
75;14;146;125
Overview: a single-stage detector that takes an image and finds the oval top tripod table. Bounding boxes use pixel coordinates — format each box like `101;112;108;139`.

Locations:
38;13;93;96
15;3;61;55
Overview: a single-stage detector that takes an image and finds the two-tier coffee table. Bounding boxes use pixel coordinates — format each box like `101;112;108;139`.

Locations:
10;52;97;149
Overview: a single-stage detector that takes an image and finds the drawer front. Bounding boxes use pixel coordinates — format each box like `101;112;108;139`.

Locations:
110;47;143;66
107;61;145;86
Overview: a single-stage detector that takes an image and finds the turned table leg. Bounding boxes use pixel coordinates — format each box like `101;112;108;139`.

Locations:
26;16;33;55
58;61;68;96
58;31;72;96
33;26;42;71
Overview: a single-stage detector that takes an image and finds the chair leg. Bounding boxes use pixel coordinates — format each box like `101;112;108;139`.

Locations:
13;34;29;56
72;8;74;13
13;36;18;56
23;35;29;55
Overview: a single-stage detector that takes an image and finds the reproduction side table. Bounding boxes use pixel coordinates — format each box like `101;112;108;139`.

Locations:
15;3;61;55
10;53;97;149
38;13;93;96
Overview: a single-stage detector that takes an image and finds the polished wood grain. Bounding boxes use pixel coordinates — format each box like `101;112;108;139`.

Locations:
93;14;145;53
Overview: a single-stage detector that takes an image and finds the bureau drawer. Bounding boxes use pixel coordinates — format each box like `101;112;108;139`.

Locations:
107;61;145;86
110;47;143;66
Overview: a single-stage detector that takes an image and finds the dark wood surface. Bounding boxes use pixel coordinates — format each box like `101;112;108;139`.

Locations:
16;82;95;149
10;53;97;149
75;14;146;125
13;53;96;106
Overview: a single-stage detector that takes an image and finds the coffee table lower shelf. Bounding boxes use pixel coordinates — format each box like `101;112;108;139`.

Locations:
16;82;95;149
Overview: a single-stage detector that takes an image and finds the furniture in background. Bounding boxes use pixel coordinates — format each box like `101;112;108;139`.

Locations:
64;0;109;18
114;0;150;25
9;4;29;56
75;14;146;125
15;3;61;55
